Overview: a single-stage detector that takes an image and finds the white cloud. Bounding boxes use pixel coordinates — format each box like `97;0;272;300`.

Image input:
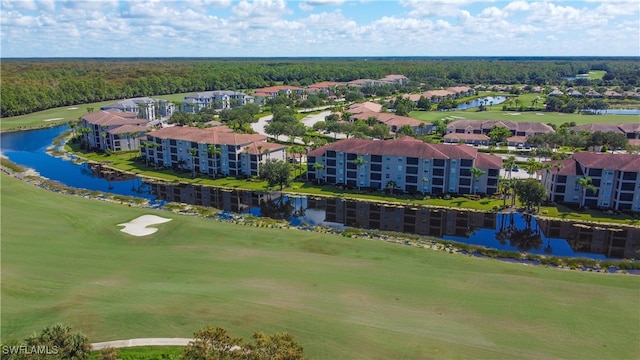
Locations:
232;0;290;18
402;0;491;18
1;0;37;10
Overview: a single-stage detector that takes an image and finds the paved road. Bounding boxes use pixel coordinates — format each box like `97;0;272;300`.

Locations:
92;338;193;350
252;110;346;145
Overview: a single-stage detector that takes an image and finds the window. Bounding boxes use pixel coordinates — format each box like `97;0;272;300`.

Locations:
397;165;403;171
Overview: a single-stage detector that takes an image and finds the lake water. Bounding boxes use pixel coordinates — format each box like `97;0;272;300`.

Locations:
581;109;640;116
2;125;639;260
455;96;507;110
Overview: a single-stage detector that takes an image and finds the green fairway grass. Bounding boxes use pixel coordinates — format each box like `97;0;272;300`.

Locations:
2;173;639;359
88;346;184;359
410;108;634;126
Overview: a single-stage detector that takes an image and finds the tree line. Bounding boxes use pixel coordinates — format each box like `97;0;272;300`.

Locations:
2;58;638;117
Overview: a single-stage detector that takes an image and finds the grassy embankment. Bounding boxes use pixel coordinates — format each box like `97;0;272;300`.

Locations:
2;173;639;359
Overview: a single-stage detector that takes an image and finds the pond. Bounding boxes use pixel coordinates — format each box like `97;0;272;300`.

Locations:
581;109;640;116
2;125;639;260
455;96;507;110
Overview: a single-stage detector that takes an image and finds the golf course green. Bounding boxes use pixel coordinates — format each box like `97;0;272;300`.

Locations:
1;173;639;359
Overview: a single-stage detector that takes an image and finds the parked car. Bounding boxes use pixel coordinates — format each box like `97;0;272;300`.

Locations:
512;165;519;172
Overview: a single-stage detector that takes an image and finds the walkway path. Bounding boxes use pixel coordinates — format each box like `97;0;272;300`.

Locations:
91;338;193;350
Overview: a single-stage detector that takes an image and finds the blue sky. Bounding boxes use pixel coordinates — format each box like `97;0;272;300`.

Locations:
1;0;639;57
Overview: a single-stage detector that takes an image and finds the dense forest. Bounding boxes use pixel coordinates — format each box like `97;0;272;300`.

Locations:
1;57;639;117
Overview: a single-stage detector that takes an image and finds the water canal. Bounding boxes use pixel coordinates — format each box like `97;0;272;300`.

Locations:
2;125;639;260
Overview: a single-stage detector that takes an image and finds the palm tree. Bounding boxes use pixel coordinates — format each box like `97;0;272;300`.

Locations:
352;156;367;191
509;178;519;207
188;147;199;178
504;155;517;180
540;162;552;187
499;177;510;208
312;162;324;184
421;176;429;195
385;180;397;195
207;145;222;178
577;176;597;208
290;145;306;180
145;141;159;168
254;145;263;178
550;162;564;201
525;158;541;179
470;167;486;195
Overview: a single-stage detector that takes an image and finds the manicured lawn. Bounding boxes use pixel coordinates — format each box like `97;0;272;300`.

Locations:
587;70;606;80
410;108;632;126
88;346;184;360
2;173;640;359
540;204;640;226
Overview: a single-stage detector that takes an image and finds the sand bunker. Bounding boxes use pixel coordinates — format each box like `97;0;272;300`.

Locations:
118;215;172;236
43;118;64;122
67;107;79;110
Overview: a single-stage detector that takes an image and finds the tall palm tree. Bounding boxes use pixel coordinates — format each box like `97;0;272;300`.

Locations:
352;156;367;191
145;141;159;168
421;176;429;195
541;162;552;187
312;162;324;184
510;178;519;207
470;167;486;195
188;147;199;178
290;145;306;180
504;155;517;180
550;162;564;200
207;145;222;178
577;176;597;208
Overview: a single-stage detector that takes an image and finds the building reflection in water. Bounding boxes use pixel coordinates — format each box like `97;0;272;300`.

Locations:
146;182;639;259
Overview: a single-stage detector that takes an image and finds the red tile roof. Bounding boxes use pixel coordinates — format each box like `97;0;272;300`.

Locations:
308;136;501;168
572;152;640;172
148;125;267;146
476;152;502;169
542;159;583;176
243;141;286;155
109;124;147;135
83;111;147;127
348;101;382;113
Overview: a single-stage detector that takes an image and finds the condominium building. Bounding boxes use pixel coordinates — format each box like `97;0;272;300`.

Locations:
542;153;640;211
307;137;502;195
143;125;286;177
182;91;255;113
81;111;148;151
101;97;174;120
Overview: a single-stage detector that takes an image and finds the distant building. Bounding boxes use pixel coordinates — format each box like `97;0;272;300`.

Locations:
254;86;306;103
100;97;173;120
182;91;254;113
570;123;640;140
307;137;502;195
446;120;554;145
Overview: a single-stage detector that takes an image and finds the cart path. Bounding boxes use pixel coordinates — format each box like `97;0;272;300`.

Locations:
91;338;193;350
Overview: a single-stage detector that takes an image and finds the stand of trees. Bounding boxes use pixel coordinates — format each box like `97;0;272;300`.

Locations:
3;58;638;117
